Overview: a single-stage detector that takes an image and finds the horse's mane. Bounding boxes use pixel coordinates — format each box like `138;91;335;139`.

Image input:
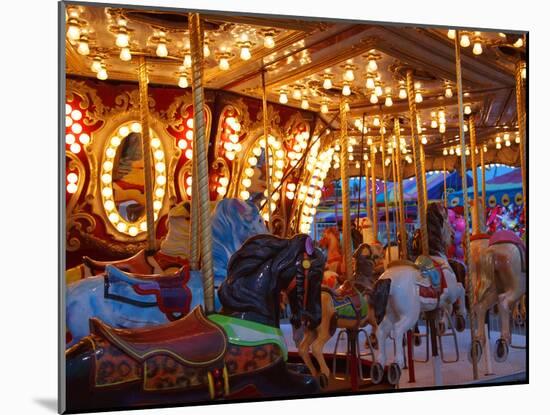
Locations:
426;202;448;255
218;234;309;317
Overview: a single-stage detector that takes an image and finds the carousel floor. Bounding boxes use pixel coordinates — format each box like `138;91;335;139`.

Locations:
281;323;527;390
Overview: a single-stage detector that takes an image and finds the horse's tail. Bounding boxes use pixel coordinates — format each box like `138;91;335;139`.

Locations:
479;248;495;302
370;278;391;324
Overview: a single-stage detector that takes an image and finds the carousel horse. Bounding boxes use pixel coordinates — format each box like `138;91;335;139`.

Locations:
65;234;325;413
298;243;379;387
319;226;345;276
369;203;467;384
73;198;268;284
65;198;268;347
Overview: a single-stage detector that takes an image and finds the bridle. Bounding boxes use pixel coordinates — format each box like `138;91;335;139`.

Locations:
285;236;315;322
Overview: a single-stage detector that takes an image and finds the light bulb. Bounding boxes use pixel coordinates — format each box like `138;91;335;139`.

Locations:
366;76;375;89
184;54;192;68
292;87;302;100
301;98;309;109
415;91;423;103
431;120;438;128
445;86;453;98
77;39;89;55
342;84;351;96
344;102;350;112
373;116;380;127
367;59;378;72
472;41;483;55
449;148;455;155
466;148;470;155
399;87;407;99
447;29;456;39
464;104;472;115
240;46;251;60
514;38;524;48
375;84;383;96
385;96;393;107
421;135;427;145
91;58;102;73
116;32;129;48
203;43;211;57
156;42;168;57
279;91;288;104
460;34;470;48
370;93;378;104
443;148;448;156
323;76;333;90
505;140;511;147
264;34;275;49
496;142;502;149
515;135;520;144
344;68;355;82
120;47;131;61
521;66;526;79
178;75;188;88
439;124;446;133
219;57;230;71
97;68;108;80
321;103;329;114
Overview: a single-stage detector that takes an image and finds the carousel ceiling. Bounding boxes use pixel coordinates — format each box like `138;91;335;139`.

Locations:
65;4;527;168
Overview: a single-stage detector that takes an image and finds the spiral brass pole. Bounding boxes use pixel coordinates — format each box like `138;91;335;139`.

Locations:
443;159;447;209
365;154;370;220
137;57;156;252
391;140;401;241
380;127;392;259
515;60;527;217
190;125;200;270
339;100;353;280
394;118;408;259
370;144;379;238
480;147;486;217
189;13;214;313
420;143;428;205
406;70;429;256
454;31;479;380
261;66;273;231
469;117;480;234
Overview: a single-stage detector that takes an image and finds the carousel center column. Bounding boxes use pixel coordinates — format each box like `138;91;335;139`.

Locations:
339;99;353;280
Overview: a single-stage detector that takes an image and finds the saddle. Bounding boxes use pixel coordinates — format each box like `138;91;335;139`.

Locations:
104;264;192;320
83;249;156;276
414;256;448;300
88;307;230;397
323;283;367;322
489;230;527;272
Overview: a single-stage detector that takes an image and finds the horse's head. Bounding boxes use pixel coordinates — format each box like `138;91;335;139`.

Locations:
319;227;338;249
218;233;324;329
427;202;454;254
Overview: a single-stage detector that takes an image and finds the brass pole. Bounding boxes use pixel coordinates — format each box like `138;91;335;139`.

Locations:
406;70;429;256
420;143;428;205
391;140;401;242
394;118;408;259
443;159;447;209
380;127;392;259
339;100;353;280
480;147;486;220
455;31;479;380
261;66;273;232
370;144;378;238
515;60;527;217
137;57;156;252
469;117;480;234
190;127;200;270
365;155;370;220
189;13;215;313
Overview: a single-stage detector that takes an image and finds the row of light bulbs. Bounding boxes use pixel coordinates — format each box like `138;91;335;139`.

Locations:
447;30;524;56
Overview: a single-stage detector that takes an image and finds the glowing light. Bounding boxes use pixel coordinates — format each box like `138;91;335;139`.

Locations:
464;104;472;115
342;83;351;96
365;76;375;89
264;34;275;49
79;133;90;145
370;93;378;104
385;96;393;107
460;34;471;48
514;38;524;48
473;41;483;55
279;91;288;104
65;134;75;145
178;74;189;88
321;103;329;114
323;76;333;90
116;31;129;48
415;91;423;103
445;85;453;98
399;86;407;99
447;29;456;39
240;46;251;61
156;42;168;57
219;57;230;71
67;182;78;194
70;143;81;154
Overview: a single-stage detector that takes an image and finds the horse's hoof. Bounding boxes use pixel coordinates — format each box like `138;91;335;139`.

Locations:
455;315;466;332
319;373;329;389
370;362;384;384
468;340;483;364
387;363;401;386
494;338;509;362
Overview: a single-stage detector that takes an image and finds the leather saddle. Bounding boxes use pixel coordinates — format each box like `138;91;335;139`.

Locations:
90;306;227;367
104;264;192;320
489;230;527;272
323;282;367;321
414;256;447;300
83;249;156;276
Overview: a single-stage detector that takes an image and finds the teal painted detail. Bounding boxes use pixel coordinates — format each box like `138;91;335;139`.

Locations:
333;289;368;321
208;314;288;361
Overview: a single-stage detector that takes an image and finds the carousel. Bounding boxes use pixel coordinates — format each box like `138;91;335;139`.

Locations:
62;3;527;412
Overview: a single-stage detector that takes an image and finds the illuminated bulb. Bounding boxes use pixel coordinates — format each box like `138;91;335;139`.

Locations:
399;86;407;99
443;148;448;156
178;74;189;88
97;67;108;80
415;91;423;103
375;84;383;97
344;68;355;82
248;156;258;166
79;133;90;145
447;29;456;39
77;38;90;55
219;57;230;70
240;190;250;199
465;148;470;155
184;54;192;68
496;142;502;149
203;43;211;57
118;47;131;61
67;22;81;41
240;46;251;60
67;183;78;194
156;41;168;57
515;135;520;144
460;34;471;48
128;226;139;236
385;95;393;107
464;104;472;115
366;76;375;89
323;76;333;90
431;119;438;128
301;98;309;109
71;123;82;134
242;178;252;188
292;87;302;100
65;134;75;145
505;140;511;147
367;59;378;72
463;124;469;132
279;91;288;104
115;31;129;48
321;103;329;114
91;58;102;73
439;124;446;133
117;222;127;233
348;154;354;161
521;66;526;80
421;136;427;145
342;83;351;96
514;38;524;48
449;147;455;155
370;93;378;104
373;116;381;127
344;102;350;112
445;85;453;98
473;41;483;55
355;161;360;169
264;34;275;49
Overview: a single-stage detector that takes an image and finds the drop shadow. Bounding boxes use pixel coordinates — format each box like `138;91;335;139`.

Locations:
34;398;57;413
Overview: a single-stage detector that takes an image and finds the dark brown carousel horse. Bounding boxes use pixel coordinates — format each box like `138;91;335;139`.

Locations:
65;234;325;413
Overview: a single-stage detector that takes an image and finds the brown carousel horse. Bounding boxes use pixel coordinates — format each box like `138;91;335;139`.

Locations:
298;243;380;387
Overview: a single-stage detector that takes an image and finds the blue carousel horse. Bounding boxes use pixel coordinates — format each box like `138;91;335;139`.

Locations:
65;234;325;412
66;198;268;347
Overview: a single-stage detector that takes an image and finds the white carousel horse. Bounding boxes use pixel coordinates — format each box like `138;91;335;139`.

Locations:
65;198;268;347
369;203;467;384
